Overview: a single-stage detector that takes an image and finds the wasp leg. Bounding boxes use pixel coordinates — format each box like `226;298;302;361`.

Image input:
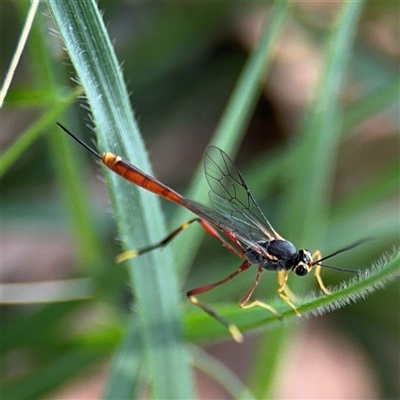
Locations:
187;260;252;343
239;267;281;319
188;296;243;344
240;300;281;318
116;218;244;263
312;250;331;295
115;218;200;263
277;270;298;302
277;271;301;316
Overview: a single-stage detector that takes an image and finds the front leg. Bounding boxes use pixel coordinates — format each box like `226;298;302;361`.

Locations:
312;250;331;295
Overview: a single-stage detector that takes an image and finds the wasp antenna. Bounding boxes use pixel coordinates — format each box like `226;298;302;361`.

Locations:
319;264;358;274
314;237;373;265
57;122;102;159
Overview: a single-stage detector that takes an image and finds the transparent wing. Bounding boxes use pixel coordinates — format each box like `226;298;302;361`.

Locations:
203;145;282;242
182;198;269;255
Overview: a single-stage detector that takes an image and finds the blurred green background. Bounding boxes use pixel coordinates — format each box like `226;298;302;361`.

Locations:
1;1;399;399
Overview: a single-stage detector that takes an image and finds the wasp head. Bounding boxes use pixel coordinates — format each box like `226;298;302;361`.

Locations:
292;249;313;276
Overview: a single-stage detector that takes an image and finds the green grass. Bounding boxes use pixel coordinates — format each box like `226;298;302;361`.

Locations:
1;1;399;399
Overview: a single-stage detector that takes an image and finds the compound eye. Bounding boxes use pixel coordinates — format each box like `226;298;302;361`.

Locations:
302;249;312;264
294;264;308;276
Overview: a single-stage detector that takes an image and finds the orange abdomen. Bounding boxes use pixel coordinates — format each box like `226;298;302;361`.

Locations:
102;153;184;206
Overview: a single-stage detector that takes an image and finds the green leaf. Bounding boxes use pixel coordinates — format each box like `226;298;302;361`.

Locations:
46;1;193;398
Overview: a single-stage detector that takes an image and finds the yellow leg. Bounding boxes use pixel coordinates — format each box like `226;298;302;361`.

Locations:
277;271;301;316
239;269;302;319
240;299;281;319
312;250;331;295
238;267;281;319
278;270;298;302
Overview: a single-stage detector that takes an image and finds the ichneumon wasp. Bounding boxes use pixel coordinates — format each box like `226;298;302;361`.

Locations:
58;123;363;343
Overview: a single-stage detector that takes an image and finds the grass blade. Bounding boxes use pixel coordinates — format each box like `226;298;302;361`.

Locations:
0;88;80;177
191;346;256;400
47;1;194;398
